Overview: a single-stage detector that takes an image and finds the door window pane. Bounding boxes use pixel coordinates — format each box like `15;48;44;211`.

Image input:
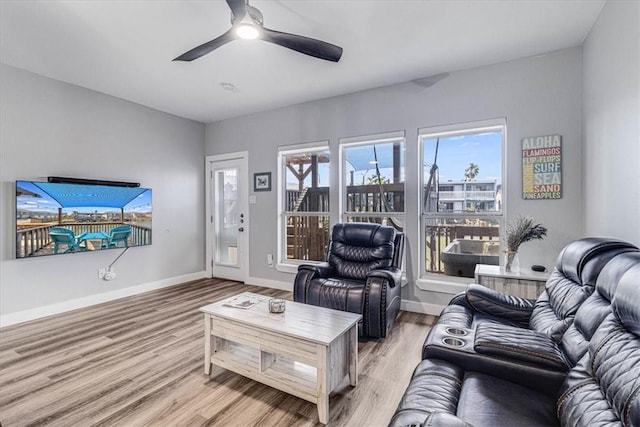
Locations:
215;169;238;265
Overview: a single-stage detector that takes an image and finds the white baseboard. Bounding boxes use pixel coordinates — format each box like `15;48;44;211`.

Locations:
245;276;293;292
401;299;445;316
2;273;445;328
0;271;208;328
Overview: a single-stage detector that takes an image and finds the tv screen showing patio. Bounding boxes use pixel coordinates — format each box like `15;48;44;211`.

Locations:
16;180;152;258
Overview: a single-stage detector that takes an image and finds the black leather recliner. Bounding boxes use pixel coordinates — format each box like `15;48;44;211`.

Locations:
293;222;405;339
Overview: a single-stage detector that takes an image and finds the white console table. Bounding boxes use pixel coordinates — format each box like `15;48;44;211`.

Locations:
474;264;550;299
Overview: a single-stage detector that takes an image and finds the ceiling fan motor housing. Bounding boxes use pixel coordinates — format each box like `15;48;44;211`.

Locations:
232;5;263;26
174;0;342;62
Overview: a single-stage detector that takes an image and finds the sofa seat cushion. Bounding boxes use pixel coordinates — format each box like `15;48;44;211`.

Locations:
457;372;559;427
474;323;569;371
303;278;365;314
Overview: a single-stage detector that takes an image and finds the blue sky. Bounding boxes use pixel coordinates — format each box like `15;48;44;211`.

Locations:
285;131;502;188
423;131;502;184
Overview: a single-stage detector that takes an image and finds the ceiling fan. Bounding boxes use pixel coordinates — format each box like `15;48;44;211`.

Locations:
174;0;343;63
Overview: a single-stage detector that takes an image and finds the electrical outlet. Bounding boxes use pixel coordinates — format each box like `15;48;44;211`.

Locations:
98;268;106;279
267;253;273;266
104;267;116;281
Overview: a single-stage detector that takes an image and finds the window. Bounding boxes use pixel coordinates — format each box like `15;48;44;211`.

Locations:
420;120;504;281
340;131;405;231
278;143;330;264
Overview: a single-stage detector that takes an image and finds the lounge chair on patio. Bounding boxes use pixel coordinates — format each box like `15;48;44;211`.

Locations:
50;227;85;254
102;225;132;248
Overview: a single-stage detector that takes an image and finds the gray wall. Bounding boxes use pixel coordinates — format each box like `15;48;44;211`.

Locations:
582;0;640;244
205;48;584;307
0;64;206;316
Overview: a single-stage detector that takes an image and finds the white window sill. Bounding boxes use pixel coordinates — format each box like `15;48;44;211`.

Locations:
416;275;473;295
276;262;320;274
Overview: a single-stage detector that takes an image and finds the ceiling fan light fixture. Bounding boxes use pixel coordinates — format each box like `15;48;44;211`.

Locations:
174;0;343;62
235;23;259;39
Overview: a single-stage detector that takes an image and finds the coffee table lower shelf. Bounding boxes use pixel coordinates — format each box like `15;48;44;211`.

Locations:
210;340;319;404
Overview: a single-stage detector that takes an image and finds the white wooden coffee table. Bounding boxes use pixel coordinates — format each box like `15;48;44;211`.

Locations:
199;292;361;425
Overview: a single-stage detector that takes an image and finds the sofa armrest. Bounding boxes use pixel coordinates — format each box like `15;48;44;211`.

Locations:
363;268;403;338
367;268;403;287
294;263;335;303
423;412;472;427
465;284;535;327
447;291;473;310
297;262;334;278
389;411;472;427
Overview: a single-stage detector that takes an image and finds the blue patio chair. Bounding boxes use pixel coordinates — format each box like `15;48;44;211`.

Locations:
102;225;132;249
49;227;85;254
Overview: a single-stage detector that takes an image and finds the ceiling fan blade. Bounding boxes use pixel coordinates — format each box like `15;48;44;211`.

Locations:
261;27;343;62
173;29;236;61
226;0;248;21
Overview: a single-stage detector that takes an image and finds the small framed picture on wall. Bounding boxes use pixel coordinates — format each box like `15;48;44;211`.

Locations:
253;172;271;192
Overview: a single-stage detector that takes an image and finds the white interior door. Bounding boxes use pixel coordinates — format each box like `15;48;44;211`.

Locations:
206;153;249;282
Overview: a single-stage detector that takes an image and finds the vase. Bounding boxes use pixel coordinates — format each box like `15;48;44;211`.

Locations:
504;251;520;273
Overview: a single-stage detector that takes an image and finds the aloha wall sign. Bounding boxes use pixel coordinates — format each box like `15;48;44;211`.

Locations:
522;134;562;199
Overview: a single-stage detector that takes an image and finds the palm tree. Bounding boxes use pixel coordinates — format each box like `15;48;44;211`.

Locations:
367;174;389;185
464;163;479;181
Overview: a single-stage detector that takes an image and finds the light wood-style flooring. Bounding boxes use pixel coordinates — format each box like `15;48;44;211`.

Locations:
0;279;436;426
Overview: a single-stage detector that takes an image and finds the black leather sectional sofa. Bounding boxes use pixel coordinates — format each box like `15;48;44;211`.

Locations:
389;237;640;427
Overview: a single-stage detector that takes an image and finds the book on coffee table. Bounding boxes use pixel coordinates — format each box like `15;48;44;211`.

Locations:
222;293;265;309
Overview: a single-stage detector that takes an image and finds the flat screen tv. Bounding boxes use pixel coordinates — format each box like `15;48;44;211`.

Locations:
16;180;152;258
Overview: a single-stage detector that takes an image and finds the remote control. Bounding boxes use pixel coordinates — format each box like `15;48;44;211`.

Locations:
531;265;547;272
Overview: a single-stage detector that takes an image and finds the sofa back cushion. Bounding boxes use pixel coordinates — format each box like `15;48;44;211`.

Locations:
561;251;640;366
557;264;640;427
529;238;638;341
328;223;396;280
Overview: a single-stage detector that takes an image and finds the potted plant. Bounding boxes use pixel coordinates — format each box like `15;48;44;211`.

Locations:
504;216;547;272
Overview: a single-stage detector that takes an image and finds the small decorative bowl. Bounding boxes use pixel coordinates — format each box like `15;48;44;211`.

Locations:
268;298;286;313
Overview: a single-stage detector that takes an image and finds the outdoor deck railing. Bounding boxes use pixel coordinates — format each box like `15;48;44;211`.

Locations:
286;184;405;213
16;222;152;258
285;215;330;262
285;184;404;260
286;187;498;271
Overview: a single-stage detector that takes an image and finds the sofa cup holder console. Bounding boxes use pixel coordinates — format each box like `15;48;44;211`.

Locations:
445;327;468;336
426;325;475;351
442;337;466;347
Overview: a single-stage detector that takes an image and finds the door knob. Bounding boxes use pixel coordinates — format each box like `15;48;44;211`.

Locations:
238;227;244;232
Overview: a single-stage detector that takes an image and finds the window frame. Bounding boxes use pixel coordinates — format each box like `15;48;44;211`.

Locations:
417;118;507;292
339;131;406;225
276;141;331;272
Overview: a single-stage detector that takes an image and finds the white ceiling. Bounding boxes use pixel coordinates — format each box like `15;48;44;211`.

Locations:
0;0;605;124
